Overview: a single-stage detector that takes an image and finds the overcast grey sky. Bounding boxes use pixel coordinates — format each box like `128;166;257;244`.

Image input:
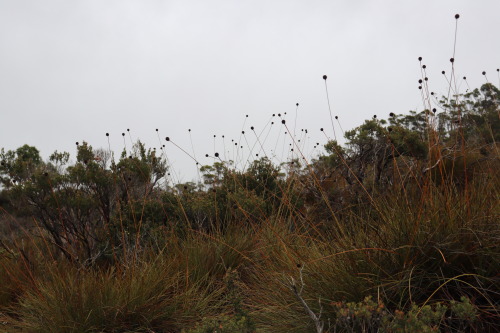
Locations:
1;0;499;182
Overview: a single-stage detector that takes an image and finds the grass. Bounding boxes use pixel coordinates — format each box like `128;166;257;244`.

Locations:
1;14;499;331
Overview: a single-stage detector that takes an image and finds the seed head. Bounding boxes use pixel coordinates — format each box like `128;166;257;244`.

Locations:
215;152;219;157
165;137;170;141
422;65;426;69
251;126;254;130
281;119;286;124
389;112;395;117
418;57;422;61
450;58;454;63
323;75;327;80
320;128;324;131
482;71;486;75
455;14;460;19
296;103;299;106
441;71;445;75
106;133;109;137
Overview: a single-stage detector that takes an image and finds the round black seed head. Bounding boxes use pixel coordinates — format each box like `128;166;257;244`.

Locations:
450;58;454;63
214;152;219;157
251;126;254;130
122;133;125;136
323;75;327;80
431;92;434;95
188;129;191;132
205;154;209;157
76;142;79;145
296;263;301;268
156;129;158;132
335;116;338;119
242;131;245;134
418;79;422;84
281;119;286;124
106;133;109;137
127;129;130;131
296;103;299;106
273;113;275;116
389;112;395;117
463;76;466;80
162;144;165;147
432;108;437;113
278;113;281;117
482;71;486;75
455;14;460;19
424;77;428;81
419;86;422;89
442;71;445;74
320;128;324;131
373;115;377;119
422;65;426;69
418;57;422;61
246;114;248;117
165;137;170;141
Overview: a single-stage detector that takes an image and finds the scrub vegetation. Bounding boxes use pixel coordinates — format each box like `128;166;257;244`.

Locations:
1;16;499;333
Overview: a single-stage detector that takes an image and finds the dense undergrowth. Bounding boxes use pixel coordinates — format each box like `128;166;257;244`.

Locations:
1;58;500;332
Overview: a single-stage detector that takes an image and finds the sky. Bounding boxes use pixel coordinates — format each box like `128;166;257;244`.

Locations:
1;0;499;183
